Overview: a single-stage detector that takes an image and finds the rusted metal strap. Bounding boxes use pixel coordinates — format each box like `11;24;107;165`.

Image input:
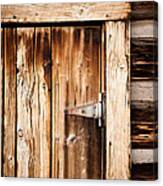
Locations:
65;102;101;119
65;92;106;127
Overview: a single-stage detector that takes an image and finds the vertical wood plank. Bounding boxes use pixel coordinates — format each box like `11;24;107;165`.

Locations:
3;28;17;177
105;21;131;179
17;27;51;178
64;27;74;178
87;28;101;178
52;27;69;178
0;29;4;177
16;28;35;177
65;27;101;179
34;27;51;177
51;27;60;178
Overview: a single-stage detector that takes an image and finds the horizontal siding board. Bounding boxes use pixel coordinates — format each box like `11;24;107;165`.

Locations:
131;38;158;79
131;163;158;180
1;2;131;24
131;1;158;20
132;149;158;164
131;20;157;38
131;37;158;80
131;101;157;122
131;38;158;62
132;140;157;149
131;81;157;101
132;122;157;149
131;61;157;80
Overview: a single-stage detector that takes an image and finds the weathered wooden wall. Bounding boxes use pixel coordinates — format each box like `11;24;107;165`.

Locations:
130;1;158;180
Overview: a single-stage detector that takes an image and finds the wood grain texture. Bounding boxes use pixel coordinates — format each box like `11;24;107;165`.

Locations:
131;20;157;38
131;61;157;80
3;28;17;177
52;27;69;178
16;27;51;178
34;27;51;177
132;121;158;149
131;38;158;62
131;163;158;180
51;27;59;178
131;1;158;20
65;27;101;179
132;149;157;164
130;4;158;180
1;2;131;24
131;81;157;101
16;28;35;177
105;21;130;179
52;26;101;179
131;101;157;122
0;29;4;177
131;37;158;80
1;1;158;179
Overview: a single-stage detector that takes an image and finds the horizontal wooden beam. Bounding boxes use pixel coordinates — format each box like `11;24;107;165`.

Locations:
132;149;158;164
1;2;131;24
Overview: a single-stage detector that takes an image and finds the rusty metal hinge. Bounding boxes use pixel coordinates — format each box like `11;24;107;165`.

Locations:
65;92;105;127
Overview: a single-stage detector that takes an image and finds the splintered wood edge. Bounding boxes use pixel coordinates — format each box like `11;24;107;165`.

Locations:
1;2;131;24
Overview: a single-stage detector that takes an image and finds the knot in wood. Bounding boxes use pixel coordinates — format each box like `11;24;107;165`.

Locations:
18;128;23;138
81;109;85;114
8;155;13;161
42;82;46;89
44;61;51;68
120;64;125;70
66;134;76;144
105;14;110;18
109;34;112;39
80;8;84;15
13;15;17;19
55;137;60;142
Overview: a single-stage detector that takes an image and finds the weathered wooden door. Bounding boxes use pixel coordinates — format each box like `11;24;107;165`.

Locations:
1;25;104;178
51;26;103;179
1;2;132;180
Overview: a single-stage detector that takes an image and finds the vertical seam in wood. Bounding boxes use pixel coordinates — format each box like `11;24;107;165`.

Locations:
99;25;102;179
1;28;4;177
49;26;52;178
127;20;131;178
15;28;18;177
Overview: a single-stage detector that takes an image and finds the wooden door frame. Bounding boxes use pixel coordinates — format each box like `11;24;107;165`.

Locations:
1;2;131;179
